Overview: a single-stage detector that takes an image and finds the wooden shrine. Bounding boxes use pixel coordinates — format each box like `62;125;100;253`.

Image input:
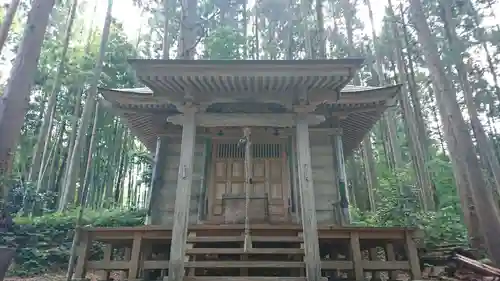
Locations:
73;59;423;281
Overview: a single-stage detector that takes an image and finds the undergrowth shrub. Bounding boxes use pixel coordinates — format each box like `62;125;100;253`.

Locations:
1;208;146;277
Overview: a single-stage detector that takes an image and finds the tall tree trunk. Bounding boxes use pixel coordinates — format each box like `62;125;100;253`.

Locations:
82;102;99;201
315;0;325;58
116;130;128;205
439;1;500;196
0;0;21;54
300;0;312;57
426;84;447;155
162;0;170;59
59;0;113;211
29;0;78;182
0;0;56;204
61;5;97;193
401;7;429;151
386;0;434;210
409;0;500;263
177;0;197;59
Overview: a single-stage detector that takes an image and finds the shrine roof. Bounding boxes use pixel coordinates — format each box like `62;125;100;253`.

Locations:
99;59;401;153
100;83;400;154
126;59;366;107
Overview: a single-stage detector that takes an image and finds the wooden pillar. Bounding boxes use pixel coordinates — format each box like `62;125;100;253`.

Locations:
167;106;197;281
146;136;168;224
334;132;351;225
295;111;321;281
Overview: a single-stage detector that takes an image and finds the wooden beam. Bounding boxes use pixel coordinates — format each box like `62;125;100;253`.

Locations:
184;261;305;268
186;235;303;243
167;113;326;127
182;277;317;281
309;128;342;135
185;248;305;255
295;111;322;281
167;106;197;281
131;60;361;77
158;127;342;138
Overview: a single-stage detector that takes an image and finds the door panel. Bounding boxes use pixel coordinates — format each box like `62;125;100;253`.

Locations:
208;140;290;224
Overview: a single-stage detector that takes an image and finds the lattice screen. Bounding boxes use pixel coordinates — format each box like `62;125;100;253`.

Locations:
215;143;283;159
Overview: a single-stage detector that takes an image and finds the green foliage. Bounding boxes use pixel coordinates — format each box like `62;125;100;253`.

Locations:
352;207;468;248
2;208;146;277
203;26;247;59
351;161;468;249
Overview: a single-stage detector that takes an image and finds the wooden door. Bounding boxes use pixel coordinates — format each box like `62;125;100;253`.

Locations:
208;141;290;224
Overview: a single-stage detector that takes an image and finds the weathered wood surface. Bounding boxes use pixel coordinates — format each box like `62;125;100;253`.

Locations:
167;106;197;281
181;277;328;281
295;112;322;281
82;223;422;234
167;113;326;127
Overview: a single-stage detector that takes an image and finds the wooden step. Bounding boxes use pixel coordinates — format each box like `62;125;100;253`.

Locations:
182;277;313;281
185;261;304;268
186;248;304;255
187;236;303;243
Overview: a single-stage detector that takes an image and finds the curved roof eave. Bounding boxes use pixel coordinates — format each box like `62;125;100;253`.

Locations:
100;84;401;107
99;84;400;154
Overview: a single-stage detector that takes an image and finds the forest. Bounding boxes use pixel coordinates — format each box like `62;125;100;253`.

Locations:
0;0;499;278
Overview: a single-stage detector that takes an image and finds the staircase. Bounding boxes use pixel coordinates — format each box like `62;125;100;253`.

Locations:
182;226;309;281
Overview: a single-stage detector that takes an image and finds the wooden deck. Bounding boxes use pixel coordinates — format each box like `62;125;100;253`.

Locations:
73;224;423;281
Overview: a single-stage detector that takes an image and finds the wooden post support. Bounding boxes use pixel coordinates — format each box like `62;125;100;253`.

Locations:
98;244;112;280
73;230;90;280
334;132;351;225
146;136;168;225
295;111;321;281
405;231;422;280
128;232;143;280
350;232;364;281
167;106;197;281
385;243;399;280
